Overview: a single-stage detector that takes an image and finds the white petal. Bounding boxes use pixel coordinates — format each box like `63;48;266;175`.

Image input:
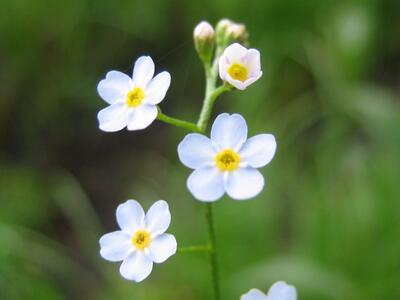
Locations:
116;200;145;234
218;55;230;82
224;71;263;90
145;200;171;236
97;71;132;104
224;167;264;200
177;133;217;169
119;251;153;282
223;43;248;62
225;78;248;90
211;113;247;150
243;71;263;88
240;289;268;300
97;103;129;132
239;134;277;168
132;56;155;88
148;233;177;263
244;49;261;76
187;166;225;202
127;104;158;131
144;71;171;105
99;231;132;262
267;282;297;300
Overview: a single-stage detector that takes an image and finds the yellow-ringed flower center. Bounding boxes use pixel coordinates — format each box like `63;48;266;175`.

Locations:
215;149;240;171
227;63;248;82
132;230;151;250
126;87;144;108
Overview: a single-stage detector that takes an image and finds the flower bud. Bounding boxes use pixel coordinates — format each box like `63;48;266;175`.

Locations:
193;21;215;63
226;23;249;44
216;19;234;46
216;19;249;47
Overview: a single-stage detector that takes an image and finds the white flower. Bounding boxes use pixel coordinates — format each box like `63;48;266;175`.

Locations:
97;56;171;132
177;113;276;202
219;43;262;90
240;281;297;300
99;199;177;282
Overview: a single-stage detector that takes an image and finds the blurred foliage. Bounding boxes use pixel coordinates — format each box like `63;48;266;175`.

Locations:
1;0;400;299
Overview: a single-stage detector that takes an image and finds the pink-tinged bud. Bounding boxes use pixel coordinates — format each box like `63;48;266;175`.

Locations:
216;19;234;45
226;23;248;44
194;21;215;41
193;21;215;63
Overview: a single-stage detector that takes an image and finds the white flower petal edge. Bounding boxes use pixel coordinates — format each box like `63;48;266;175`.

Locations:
240;282;297;300
99;231;133;262
97;71;132;105
238;134;277;168
177;133;217;169
187;166;225;202
148;233;177;263
224;167;264;200
177;113;276;202
132;56;155;88
127;104;158;131
120;251;153;282
145;200;171;236
116;199;145;234
144;71;171;105
267;281;297;300
97;56;171;132
97;103;129;132
211;113;247;151
219;43;262;90
99;199;177;282
240;288;267;300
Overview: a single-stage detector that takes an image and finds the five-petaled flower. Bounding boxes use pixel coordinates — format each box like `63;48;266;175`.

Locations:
219;43;262;90
178;113;276;201
241;281;297;300
97;56;171;132
99;199;177;282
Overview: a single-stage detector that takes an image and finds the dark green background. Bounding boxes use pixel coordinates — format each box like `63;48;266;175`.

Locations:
1;0;400;299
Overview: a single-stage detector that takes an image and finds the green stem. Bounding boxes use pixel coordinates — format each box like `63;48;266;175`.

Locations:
178;245;211;253
197;84;231;132
206;203;220;300
195;47;231;300
157;107;201;132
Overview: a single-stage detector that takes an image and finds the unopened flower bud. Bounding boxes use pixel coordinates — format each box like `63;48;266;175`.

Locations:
226;23;249;44
193;21;215;63
216;19;234;46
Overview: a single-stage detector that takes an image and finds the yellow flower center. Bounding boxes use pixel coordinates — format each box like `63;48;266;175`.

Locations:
126;87;145;108
132;230;151;250
227;63;248;82
215;149;240;171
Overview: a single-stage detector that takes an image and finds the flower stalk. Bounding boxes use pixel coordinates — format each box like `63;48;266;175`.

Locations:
157;107;201;132
195;44;229;300
206;203;220;300
158;42;228;298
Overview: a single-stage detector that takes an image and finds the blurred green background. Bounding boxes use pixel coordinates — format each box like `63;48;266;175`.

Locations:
1;0;400;299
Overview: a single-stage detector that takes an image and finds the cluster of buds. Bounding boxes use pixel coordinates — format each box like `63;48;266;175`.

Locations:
193;19;249;63
216;19;249;46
